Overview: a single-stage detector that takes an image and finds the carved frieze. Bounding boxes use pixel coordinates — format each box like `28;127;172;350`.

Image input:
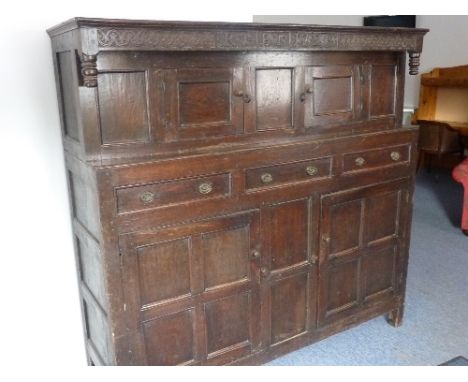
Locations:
96;27;422;53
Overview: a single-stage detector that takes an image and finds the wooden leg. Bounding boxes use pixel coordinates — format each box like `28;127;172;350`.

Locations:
417;151;424;172
386;305;404;327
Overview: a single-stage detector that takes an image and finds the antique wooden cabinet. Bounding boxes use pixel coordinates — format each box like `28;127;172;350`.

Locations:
47;18;427;365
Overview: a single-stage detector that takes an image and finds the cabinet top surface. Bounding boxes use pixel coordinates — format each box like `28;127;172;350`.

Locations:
48;17;429;34
47;17;427;54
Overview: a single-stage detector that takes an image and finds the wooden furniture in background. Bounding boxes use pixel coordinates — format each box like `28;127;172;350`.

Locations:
413;65;468;170
48;18;427;365
416;120;464;171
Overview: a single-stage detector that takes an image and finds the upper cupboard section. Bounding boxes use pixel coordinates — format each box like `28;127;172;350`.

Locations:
63;51;403;159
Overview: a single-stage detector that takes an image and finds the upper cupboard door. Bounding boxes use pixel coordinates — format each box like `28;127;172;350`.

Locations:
161;68;244;141
303;65;361;128
246;67;302;132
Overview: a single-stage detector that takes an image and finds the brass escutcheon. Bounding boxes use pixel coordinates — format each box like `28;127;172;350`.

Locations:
139;191;155;204
260;173;273;184
306;165;319;176
390;151;401;161
198;182;213;195
355;157;366;167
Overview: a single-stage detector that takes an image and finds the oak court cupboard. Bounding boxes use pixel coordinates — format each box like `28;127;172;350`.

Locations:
47;18;427;365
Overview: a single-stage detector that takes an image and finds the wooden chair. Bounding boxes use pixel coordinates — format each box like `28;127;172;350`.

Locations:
416;119;464;172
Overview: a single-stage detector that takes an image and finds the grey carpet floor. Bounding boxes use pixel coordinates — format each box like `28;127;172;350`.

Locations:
267;169;468;365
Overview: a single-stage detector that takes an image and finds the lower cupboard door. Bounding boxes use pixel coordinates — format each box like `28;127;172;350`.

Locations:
318;179;410;326
260;198;318;348
119;211;262;365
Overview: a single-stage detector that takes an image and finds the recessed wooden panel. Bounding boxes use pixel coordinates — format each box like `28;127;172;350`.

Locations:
313;77;352;115
137;239;191;305
364;191;400;243
269;199;308;270
83;299;111;364
179;81;231;126
76;236;106;307
370;65;396;117
143;309;194;365
97;72;150;144
57;51;79;141
271;273;308;344
256;68;293;130
68;170;100;240
165;68;243;141
203;225;250;289
363;246;396;298
205;293;250;355
305;66;356;127
326;259;359;313
329;200;362;255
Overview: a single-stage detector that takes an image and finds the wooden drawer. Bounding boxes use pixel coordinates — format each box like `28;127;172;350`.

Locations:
116;173;231;214
342;145;410;174
245;157;332;191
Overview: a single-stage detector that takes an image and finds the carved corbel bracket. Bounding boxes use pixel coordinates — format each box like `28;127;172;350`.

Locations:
79;53;98;87
408;52;421;75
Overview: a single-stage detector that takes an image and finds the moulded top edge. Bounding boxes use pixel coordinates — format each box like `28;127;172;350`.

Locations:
47;16;429;37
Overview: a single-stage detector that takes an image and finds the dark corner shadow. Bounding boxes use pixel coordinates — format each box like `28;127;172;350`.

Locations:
415;168;464;228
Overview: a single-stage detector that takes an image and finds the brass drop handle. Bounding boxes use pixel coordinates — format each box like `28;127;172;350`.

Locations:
390;151;401;161
306;165;318;176
234;90;251;103
198;182;213;195
355;157;366;167
260;173;273;184
300;86;313;102
250;250;261;261
139;191;155;204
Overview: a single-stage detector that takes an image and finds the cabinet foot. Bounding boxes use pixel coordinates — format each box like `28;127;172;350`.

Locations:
386;306;404;327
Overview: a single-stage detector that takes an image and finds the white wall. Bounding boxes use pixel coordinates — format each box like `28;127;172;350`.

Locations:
253;15;365;26
0;1;249;373
253;15;468;110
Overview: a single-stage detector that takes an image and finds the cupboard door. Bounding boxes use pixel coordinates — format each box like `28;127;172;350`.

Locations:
161;68;244;141
244;66;302;132
260;198;318;347
318;180;408;326
119;211;261;365
303;65;361;128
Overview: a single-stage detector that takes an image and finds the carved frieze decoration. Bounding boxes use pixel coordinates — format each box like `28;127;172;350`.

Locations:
96;27;422;53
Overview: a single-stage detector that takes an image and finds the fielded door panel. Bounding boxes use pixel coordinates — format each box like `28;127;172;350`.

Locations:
302;65;361;128
119;211;261;365
159;68;245;141
259;197;319;348
318;179;409;326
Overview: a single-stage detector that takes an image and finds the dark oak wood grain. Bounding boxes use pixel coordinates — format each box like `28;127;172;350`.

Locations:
48;18;426;366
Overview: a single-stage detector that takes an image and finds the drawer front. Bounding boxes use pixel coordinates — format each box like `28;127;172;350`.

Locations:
116;173;231;214
245;157;333;191
342;145;410;174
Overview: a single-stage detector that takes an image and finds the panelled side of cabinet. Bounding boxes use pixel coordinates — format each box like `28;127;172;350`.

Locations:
48;18;427;366
51;30;115;365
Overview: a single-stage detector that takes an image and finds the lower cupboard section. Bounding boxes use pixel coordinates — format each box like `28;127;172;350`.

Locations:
116;179;411;365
